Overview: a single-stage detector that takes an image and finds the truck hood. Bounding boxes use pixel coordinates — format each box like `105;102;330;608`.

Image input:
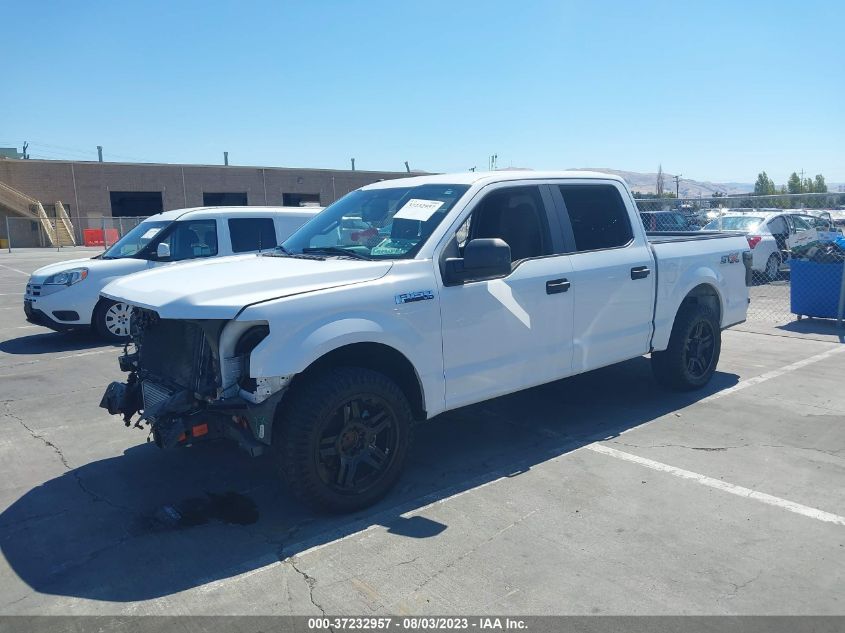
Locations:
100;254;393;319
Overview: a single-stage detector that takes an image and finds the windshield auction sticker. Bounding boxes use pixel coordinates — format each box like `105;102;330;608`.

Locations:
394;199;444;221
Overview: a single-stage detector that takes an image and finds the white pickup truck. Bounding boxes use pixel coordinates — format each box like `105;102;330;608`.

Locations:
100;171;751;512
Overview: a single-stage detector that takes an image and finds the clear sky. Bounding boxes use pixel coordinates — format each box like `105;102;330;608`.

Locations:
2;0;843;184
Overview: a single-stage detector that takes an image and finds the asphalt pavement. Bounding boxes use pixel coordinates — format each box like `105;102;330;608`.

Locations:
0;248;843;616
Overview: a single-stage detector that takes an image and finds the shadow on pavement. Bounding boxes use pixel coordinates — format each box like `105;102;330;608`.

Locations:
777;318;845;343
0;331;113;355
0;357;739;603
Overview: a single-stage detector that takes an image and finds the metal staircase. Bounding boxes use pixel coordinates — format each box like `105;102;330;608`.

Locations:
0;180;76;246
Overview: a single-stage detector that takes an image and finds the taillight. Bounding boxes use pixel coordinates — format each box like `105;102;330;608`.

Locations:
747;235;762;249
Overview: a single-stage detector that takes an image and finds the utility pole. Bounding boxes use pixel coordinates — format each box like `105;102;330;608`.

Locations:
223;151;229;166
97;146;103;162
351;158;355;171
673;174;682;199
404;161;410;173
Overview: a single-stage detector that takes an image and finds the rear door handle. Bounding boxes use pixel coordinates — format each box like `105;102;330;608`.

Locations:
631;266;651;280
546;278;570;294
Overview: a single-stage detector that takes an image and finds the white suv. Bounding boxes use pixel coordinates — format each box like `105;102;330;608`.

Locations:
24;206;319;340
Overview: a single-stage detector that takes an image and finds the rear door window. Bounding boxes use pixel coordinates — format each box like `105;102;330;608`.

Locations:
228;217;278;252
558;185;633;251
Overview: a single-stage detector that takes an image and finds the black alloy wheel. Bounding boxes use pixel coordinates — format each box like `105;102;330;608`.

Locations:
316;396;399;495
683;319;716;379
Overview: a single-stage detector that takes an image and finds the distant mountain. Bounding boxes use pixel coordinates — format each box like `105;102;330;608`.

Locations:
570;168;753;198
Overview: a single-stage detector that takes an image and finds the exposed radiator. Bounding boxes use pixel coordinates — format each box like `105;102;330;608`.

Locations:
142;381;174;419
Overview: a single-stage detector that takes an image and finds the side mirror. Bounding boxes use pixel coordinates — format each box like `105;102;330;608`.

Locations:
156;242;171;260
444;238;512;285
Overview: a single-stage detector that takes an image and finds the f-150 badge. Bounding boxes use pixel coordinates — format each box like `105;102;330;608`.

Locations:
395;290;434;304
721;252;740;264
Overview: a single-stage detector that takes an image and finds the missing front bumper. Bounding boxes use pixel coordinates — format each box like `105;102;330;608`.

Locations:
100;378;283;456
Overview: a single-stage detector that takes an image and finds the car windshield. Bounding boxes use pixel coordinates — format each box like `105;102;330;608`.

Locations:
703;216;763;232
101;220;172;259
282;184;470;259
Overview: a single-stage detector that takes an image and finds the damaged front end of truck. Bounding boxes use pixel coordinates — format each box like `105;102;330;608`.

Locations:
100;307;290;456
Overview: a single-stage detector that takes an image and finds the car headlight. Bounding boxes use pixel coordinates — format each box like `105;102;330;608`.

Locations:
44;268;89;286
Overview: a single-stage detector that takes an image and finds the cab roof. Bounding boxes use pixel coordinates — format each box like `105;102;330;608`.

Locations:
360;170;626;190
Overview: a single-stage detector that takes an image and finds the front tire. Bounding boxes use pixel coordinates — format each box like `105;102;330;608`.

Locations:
276;367;413;513
652;303;721;391
93;299;133;342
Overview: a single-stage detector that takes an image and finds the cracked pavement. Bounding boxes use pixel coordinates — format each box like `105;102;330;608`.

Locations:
0;248;844;616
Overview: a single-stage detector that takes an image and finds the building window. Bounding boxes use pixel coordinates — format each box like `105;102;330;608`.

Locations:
283;193;321;207
203;192;248;206
109;191;164;218
228;217;278;253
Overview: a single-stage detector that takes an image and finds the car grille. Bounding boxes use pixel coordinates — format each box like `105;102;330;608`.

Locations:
141;381;175;420
25;283;42;297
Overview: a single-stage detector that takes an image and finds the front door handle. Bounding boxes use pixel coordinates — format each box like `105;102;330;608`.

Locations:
631;266;651;280
546;278;570;294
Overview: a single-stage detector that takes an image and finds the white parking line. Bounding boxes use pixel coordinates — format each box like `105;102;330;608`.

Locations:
586;443;845;526
0;350;117;378
281;344;845;553
698;345;845;403
0;264;28;275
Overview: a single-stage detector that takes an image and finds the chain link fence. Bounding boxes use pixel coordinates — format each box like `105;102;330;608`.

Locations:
634;192;845;330
4;193;845;331
1;215;150;251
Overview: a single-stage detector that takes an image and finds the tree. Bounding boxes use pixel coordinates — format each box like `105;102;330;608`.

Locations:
814;174;827;193
754;171;776;195
787;172;802;194
656;164;665;197
803;177;815;193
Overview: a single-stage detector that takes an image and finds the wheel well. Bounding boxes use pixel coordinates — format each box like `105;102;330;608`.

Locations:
681;284;721;324
91;297;108;329
296;343;426;420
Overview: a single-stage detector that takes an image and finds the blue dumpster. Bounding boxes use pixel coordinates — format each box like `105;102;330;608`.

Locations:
790;259;844;319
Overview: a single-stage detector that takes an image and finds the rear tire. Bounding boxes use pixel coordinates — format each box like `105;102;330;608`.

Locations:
765;253;780;281
93;299;132;342
275;367;413;513
652;303;721;391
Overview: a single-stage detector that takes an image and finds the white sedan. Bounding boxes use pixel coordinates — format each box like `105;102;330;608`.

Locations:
702;212;817;281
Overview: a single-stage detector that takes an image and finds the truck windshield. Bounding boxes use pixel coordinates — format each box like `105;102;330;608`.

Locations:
703;216;763;232
282;184;470;259
101;220;172;259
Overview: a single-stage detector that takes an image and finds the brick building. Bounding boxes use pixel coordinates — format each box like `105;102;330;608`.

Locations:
0;158;416;246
